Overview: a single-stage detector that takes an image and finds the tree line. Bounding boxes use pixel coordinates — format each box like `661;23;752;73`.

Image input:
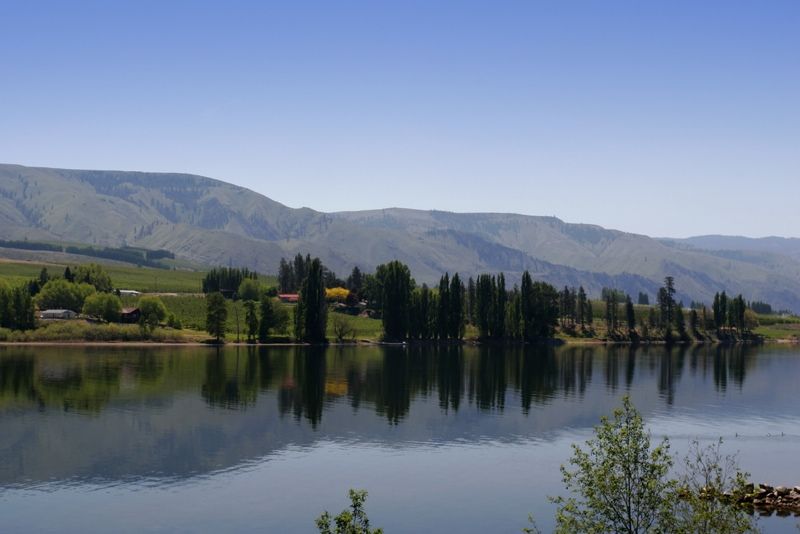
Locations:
596;277;759;343
368;261;562;343
202;267;258;296
277;254;345;294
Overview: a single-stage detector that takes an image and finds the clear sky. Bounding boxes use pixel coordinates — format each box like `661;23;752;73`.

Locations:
1;1;797;238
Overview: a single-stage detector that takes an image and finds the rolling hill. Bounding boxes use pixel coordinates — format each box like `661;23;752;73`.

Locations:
2;163;800;311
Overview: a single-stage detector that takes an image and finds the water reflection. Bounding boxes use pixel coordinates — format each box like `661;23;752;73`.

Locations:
0;344;764;419
0;343;781;486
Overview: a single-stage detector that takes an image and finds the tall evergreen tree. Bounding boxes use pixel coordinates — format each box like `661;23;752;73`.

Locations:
520;271;534;340
506;287;522;339
719;291;728;329
475;274;493;339
295;258;328;343
577;286;588;328
675;305;686;337
448;273;465;340
712;293;722;330
244;300;259;342
467;277;476;325
380;260;412;342
689;308;699;335
586;299;593;329
664;276;676;326
278;258;294;293
259;296;276;342
205;292;228;342
11;287;35;330
529;280;560;339
437;274;450;340
605;291;618;335
409;284;434;340
492;273;507;339
294;254;310;290
625;295;636;334
346;266;364;293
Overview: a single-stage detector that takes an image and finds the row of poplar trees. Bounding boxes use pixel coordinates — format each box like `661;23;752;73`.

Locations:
378;261;561;342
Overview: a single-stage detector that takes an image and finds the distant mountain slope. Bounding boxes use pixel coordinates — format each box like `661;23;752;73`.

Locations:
2;163;800;310
667;235;800;262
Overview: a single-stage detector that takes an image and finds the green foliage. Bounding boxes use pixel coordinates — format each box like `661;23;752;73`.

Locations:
244;300;258;342
295;258;328;343
379;260;412;342
551;397;757;534
316;489;383;534
552;396;674;533
0;282;35;330
237;278;261;301
82;292;123;322
72;263;113;292
259;296;276;342
166;313;182;329
0;281;13;328
11;286;35;330
626;295;636;333
0;321;186;342
346;266;364;293
520;274;559;340
671;440;756;534
331;313;356;343
408;284;435;340
205;292;228;342
202;266;257;296
35;279;96;311
278;254;311;293
138;296;167;332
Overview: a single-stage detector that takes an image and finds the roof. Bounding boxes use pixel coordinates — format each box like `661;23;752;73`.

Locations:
40;309;76;314
121;307;140;314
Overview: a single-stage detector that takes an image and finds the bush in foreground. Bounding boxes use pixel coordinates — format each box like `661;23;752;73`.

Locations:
316;489;383;534
547;396;756;534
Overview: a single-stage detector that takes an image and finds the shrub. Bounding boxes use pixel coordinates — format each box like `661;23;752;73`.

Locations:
83;292;123;322
35;280;96;311
138;296;168;333
316;489;382;534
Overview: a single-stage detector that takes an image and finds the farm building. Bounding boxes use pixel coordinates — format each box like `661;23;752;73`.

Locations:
39;309;78;320
120;307;142;323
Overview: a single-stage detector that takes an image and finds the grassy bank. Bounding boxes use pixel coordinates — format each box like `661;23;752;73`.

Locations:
119;294;385;341
0;321;197;342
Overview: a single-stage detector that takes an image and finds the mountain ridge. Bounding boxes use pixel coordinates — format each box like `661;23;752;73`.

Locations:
2;163;799;311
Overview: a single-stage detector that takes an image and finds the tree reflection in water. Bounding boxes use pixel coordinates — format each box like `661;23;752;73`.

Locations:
0;344;762;421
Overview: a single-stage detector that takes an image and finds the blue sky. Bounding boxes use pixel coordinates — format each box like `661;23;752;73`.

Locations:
1;1;797;237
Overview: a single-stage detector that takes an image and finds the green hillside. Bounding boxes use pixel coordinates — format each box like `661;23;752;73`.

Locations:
3;163;800;311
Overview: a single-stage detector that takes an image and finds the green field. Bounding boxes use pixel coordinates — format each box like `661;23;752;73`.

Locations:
121;294;385;341
754;315;800;340
0;259;276;293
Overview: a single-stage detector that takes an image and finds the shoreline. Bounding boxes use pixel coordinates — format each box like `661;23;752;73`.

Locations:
0;337;796;348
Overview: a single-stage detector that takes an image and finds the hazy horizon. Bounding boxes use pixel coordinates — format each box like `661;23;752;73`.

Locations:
1;1;797;238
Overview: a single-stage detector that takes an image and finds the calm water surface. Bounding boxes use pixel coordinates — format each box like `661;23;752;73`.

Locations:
1;344;799;533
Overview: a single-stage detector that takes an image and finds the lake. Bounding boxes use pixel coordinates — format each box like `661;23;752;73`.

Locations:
1;344;798;533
